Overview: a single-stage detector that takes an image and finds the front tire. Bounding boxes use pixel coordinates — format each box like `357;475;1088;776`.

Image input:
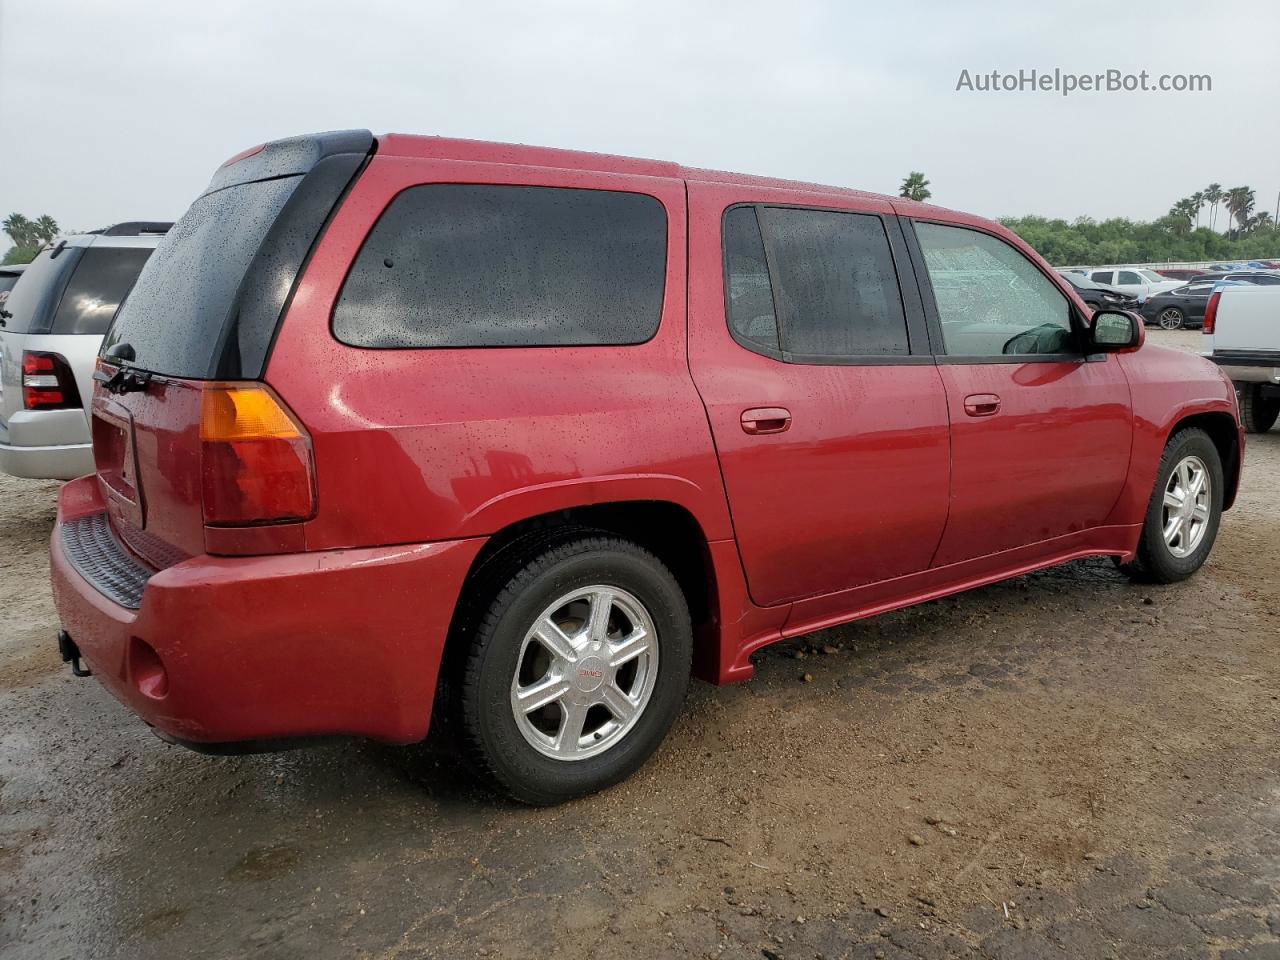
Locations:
457;533;691;805
1120;428;1224;584
1239;383;1280;434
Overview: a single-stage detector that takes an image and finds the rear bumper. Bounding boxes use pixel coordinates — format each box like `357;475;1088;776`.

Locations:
0;439;93;480
50;476;485;746
0;407;94;480
1210;354;1280;385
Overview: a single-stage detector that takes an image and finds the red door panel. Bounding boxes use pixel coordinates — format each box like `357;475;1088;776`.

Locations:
932;357;1133;566
686;181;951;607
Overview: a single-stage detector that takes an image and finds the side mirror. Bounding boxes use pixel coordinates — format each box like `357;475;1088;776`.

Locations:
1089;310;1144;352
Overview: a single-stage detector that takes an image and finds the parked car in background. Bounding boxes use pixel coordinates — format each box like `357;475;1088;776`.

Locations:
1058;271;1139;312
1203;284;1280;433
0;264;26;308
1088;268;1184;302
1155;268;1204;281
1191;271;1280;286
0;223;170;480
51;131;1242;805
1140;280;1218;329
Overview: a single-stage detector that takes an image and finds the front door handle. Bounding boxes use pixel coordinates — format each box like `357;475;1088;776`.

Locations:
963;394;1001;417
741;407;792;435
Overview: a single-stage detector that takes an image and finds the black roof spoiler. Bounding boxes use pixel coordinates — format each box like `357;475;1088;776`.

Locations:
101;221;175;237
203;129;374;197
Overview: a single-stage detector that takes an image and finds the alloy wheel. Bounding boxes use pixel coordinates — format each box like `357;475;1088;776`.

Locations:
1162;455;1211;558
509;585;658;761
1158;308;1184;330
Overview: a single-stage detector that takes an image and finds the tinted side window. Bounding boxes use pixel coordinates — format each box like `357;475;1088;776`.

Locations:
333;185;667;348
723;207;779;352
0;248;80;334
759;207;908;357
915;222;1075;358
51;247;153;335
1091;271;1114;284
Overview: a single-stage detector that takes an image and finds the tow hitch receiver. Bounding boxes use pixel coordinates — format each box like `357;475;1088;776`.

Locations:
57;630;92;677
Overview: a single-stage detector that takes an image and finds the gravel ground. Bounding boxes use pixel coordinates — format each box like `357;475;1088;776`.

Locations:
2;330;1278;960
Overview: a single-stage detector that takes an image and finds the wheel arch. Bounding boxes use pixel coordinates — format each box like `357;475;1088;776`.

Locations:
435;499;725;727
1167;410;1242;510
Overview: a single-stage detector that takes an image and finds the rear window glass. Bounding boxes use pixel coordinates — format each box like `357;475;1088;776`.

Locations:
332;184;668;348
758;207;909;358
51;247;153;335
0;248;79;334
102;176;301;376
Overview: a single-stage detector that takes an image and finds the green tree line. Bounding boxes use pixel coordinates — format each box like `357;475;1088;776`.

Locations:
1002;184;1278;266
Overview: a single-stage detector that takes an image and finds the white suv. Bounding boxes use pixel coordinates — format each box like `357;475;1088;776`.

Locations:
0;223;169;480
1087;267;1184;303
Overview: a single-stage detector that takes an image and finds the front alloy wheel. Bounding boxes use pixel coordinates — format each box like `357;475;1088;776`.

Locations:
1160;455;1211;558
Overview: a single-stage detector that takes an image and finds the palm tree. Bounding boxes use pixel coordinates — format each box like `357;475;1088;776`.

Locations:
1224;186;1257;237
899;172;931;202
1168;198;1198;233
1203;183;1223;231
1190;191;1205;227
3;213;34;249
1246;211;1274;234
33;215;59;245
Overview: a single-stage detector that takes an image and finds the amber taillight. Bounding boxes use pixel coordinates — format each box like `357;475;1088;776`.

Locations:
1203;290;1221;335
198;384;316;526
23;351;81;410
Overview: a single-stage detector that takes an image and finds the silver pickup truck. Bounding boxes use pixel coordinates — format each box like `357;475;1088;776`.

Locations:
1203;283;1280;433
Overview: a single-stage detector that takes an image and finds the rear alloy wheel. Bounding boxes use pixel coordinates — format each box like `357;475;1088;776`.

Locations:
1239;383;1280;434
1120;428;1224;583
458;533;691;805
1157;307;1185;330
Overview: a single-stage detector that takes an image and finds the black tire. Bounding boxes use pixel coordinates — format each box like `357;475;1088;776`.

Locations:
1239;383;1280;434
457;532;691;805
1156;307;1185;330
1120;428;1224;584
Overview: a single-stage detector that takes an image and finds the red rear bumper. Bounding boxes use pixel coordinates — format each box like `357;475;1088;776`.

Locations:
50;476;484;745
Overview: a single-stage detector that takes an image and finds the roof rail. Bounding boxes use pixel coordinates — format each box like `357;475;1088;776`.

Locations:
101;221;174;237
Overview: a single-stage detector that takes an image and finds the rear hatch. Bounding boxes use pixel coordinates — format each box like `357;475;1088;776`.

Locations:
92;130;373;566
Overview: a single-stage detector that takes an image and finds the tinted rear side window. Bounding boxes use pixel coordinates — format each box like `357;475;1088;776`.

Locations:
332;185;667;348
51;247;153;335
102;175;301;376
759;207;909;358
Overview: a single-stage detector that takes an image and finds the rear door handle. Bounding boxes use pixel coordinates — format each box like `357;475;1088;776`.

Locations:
740;407;791;435
963;394;1001;417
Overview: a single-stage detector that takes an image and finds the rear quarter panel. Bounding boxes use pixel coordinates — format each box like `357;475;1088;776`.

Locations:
266;155;734;550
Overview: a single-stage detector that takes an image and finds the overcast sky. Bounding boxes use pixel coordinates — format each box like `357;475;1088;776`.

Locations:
2;0;1277;233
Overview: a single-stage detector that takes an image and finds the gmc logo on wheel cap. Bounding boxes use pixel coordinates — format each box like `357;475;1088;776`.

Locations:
579;668;603;679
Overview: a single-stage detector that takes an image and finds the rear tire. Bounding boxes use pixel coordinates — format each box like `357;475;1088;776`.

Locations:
1120;428;1224;584
457;532;691;805
1157;307;1185;330
1239;383;1280;434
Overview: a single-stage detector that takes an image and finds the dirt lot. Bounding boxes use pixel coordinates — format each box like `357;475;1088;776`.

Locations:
2;330;1278;960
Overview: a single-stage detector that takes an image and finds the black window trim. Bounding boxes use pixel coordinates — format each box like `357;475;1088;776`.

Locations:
902;217;1099;365
329;181;671;352
719;202;933;367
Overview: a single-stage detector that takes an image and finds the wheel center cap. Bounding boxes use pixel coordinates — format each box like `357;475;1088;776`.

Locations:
574;656;607;693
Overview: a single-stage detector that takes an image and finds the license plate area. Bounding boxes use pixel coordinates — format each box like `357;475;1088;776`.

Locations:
92;399;145;530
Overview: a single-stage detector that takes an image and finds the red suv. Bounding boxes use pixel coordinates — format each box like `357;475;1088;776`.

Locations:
51;131;1243;804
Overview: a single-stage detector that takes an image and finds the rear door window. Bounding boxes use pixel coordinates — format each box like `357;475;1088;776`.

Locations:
754;207;909;359
1091;271;1114;285
51;247;153;335
723;207;779;352
332;184;668;348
